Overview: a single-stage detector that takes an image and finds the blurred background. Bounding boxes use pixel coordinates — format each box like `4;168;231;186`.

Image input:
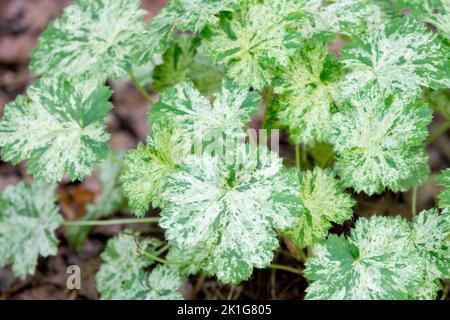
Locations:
0;0;448;300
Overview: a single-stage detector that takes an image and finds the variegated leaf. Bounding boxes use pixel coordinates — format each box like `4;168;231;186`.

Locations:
438;169;450;209
0;77;112;182
96;230;160;300
121;122;191;216
204;0;302;89
31;0;147;81
340;17;450;99
149;79;260;140
305;216;421;300
0;180;62;279
423;88;450;120
330;85;432;195
122;265;183;300
160;145;304;283
273;35;342;145
283;168;355;249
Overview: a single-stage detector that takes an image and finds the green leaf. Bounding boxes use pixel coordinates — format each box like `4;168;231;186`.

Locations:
204;0;302;89
422;88;450;120
273;35;341;145
160;145;304;283
152;35;224;96
438;169;450;209
283;168;355;249
340;17;450;99
305;216;421;300
412;209;450;281
121;122;191;216
31;0;148;81
0;77;112;182
122;265;183;300
149;79;260;140
67;150;125;251
330;85;432;195
96;230;160;299
0;180;62;279
174;0;239;33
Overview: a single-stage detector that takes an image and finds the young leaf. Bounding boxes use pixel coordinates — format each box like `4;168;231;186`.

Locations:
330;85;432;195
438;169;450;209
305;216;420;300
283;168;355;249
273;36;341;145
152;35;224;96
340;17;450;99
160;145;304;283
122;265;183;300
121;122;191;216
31;0;148;81
149;79;260;139
96;230;159;299
0;180;62;279
67;150;125;250
0;77;112;182
204;0;302;89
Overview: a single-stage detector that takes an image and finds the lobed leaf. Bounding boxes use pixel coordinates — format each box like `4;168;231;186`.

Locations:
160;145;304;283
0;77;112;182
31;0;147;81
340;17;450;99
273;35;342;145
305;216;421;300
96;230;160;299
204;0;303;89
330;85;432;195
120;122;191;216
0;180;62;279
283;168;355;249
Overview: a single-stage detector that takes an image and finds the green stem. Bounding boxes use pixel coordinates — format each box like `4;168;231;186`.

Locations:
108;152;126;168
295;144;301;171
156;244;170;256
129;72;154;105
261;87;273;129
427;120;450;145
134;239;198;266
441;282;449;300
411;186;417;219
64;217;160;227
268;264;303;275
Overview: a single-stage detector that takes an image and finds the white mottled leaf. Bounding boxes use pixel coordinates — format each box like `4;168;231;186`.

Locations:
204;0;302;89
149;79;260;140
96;230;160;299
283;168;355;249
31;0;148;81
340;17;450;99
305;216;421;300
122;265;183;300
160;145;303;283
0;77;112;182
121;122;191;216
331;85;432;195
0;180;62;279
274;35;341;145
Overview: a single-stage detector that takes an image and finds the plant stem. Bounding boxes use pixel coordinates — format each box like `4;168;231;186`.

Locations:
411;186;417;219
64;217;160;227
134;239;198;266
295;144;301;171
427;120;450;145
268;264;303;275
108;151;126;168
129;71;154;105
227;285;236;300
441;282;449;300
261;87;273;129
156;244;170;256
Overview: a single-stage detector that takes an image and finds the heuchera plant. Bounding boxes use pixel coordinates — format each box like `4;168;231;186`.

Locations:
0;0;449;300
